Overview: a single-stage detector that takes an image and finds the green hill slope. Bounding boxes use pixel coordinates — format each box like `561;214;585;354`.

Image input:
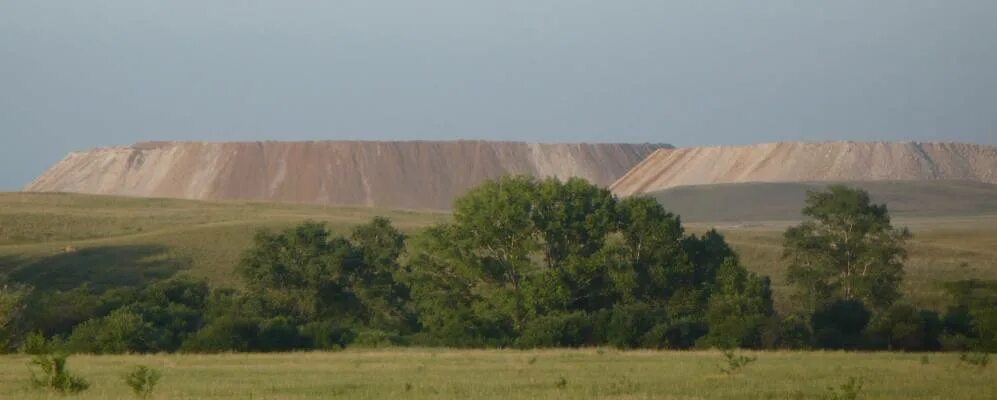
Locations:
649;180;997;222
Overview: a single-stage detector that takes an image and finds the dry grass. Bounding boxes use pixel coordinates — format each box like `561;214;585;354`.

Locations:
0;349;993;399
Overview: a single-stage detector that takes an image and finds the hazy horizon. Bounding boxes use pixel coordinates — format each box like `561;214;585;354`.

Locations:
3;1;996;189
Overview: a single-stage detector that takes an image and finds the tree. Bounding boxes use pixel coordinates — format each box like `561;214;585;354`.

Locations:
701;258;774;348
237;221;363;321
451;175;541;330
349;217;411;331
783;185;910;311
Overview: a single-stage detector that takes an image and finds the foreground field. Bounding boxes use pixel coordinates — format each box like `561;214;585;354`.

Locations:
2;193;996;313
0;349;993;399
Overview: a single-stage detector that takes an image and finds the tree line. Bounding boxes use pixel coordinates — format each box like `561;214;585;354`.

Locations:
0;177;994;353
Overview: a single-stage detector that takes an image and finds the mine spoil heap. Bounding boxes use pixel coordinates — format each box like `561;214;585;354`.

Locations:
27;140;666;210
611;141;997;196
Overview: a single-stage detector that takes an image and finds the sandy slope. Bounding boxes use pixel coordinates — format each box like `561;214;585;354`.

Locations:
26;140;666;209
611;141;997;196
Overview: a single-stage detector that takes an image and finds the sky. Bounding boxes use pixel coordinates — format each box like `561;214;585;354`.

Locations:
1;1;996;190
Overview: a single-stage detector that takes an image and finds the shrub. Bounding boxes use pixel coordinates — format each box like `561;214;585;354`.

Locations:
18;331;51;355
352;329;404;348
812;300;870;349
822;377;864;400
181;317;259;353
299;321;354;350
959;352;990;368
66;308;151;354
28;353;89;394
718;349;756;375
254;317;304;351
516;312;594;348
124;365;161;399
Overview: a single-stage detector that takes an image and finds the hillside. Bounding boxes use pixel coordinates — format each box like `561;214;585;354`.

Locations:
651;180;997;222
1;192;994;312
25;140;666;210
611;141;997;196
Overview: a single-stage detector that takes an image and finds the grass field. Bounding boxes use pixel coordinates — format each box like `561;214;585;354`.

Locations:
2;192;995;313
0;349;993;399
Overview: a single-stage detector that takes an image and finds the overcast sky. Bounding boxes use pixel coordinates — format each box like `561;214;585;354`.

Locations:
2;1;996;189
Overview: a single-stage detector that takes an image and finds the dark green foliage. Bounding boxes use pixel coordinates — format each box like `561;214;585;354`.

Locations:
0;283;31;351
124;365;161;399
181;316;260;353
405;176;767;349
701;258;773;348
867;304;941;351
771;314;812;349
941;280;997;352
784;185;910;311
811;300;870;349
28;353;89;394
516;311;595;348
298;321;354;350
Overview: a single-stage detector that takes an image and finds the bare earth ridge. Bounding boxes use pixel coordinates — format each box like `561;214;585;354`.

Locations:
26;140;667;210
610;141;997;196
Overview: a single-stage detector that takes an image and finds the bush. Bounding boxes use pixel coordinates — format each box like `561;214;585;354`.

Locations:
812;300;870;349
18;331;51;355
718;349;756;374
299;321;354;350
124;365;161;399
254;317;304;351
66;309;151;354
352;329;405;348
181;317;260;353
28;353;89;394
516;312;595;348
867;304;941;351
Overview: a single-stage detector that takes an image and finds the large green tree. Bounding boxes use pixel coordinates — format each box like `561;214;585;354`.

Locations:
783;185;910;311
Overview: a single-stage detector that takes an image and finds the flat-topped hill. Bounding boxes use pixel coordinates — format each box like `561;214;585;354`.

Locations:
26;140;666;209
611;141;997;196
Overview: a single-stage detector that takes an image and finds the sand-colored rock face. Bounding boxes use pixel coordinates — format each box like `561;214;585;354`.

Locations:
27;141;666;209
610;141;997;196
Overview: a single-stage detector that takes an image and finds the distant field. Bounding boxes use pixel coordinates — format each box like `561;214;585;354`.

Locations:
0;349;992;399
650;180;997;222
1;192;995;312
0;193;446;289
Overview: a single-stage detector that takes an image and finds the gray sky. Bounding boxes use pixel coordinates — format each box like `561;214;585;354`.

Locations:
2;1;996;189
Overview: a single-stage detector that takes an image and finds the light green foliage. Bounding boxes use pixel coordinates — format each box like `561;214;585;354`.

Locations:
28;353;90;394
123;365;161;398
784;185;911;311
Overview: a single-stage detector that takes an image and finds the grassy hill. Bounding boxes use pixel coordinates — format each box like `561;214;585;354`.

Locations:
0;193;446;290
649;180;997;222
1;192;994;313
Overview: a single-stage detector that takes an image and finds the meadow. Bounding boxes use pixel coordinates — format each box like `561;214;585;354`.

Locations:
1;349;994;399
2;192;994;313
